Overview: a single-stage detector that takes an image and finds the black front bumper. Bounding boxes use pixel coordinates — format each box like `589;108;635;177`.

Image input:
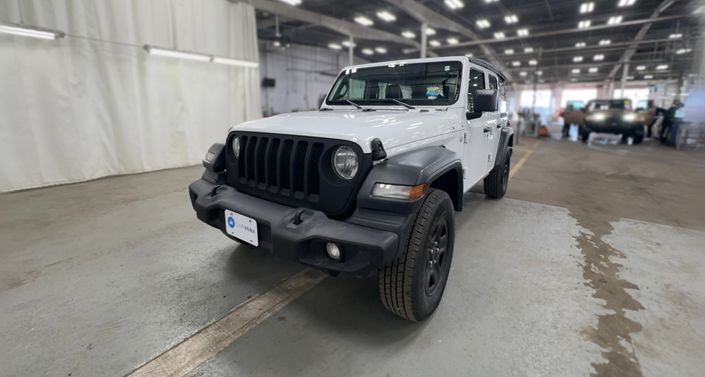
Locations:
584;122;643;135
188;178;413;275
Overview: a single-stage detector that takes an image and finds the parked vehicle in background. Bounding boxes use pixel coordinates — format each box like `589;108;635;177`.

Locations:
189;57;513;322
564;99;645;144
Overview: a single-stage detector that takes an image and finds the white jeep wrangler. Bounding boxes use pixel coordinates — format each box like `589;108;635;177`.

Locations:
189;56;513;321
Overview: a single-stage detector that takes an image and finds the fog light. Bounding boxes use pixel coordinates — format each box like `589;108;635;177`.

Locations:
326;242;342;261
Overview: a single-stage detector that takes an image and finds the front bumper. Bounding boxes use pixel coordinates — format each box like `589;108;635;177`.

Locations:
189;179;412;275
584;121;643;135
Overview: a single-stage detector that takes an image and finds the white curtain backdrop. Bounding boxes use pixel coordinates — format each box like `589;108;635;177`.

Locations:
0;0;261;192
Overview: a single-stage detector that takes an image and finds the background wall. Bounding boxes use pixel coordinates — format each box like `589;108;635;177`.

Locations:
0;0;261;192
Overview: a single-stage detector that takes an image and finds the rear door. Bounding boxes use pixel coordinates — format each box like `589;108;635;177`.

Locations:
463;67;494;189
486;74;502;167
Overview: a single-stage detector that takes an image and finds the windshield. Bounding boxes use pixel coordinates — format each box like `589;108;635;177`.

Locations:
588;100;632;111
325;61;463;107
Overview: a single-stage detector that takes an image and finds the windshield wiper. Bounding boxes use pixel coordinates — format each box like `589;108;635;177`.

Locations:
380;98;416;109
344;99;363;109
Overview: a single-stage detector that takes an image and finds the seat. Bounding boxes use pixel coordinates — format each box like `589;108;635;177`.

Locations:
386;84;402;99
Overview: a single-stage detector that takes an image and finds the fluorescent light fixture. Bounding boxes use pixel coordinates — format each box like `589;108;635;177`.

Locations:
354;16;374;26
536;70;543;76
573;56;584;62
512;61;521;67
213;56;259;68
635;65;646;71
618;0;636;7
445;0;465;9
429;39;441;47
328;43;342;50
578;20;591;29
593;54;604;61
669;33;683;39
572;68;581;74
375;46;388;54
361;48;374;55
517;28;529;37
485;0;498;3
273;40;281;47
676;48;692;54
401;30;416;39
589;67;598;73
505;49;515;55
0;23;64;40
342;40;356;47
504;15;519;24
580;2;595;14
144;45;211;62
524;47;534;53
643;75;653;79
519;71;527;77
656;64;668;70
476;19;491;29
494;31;506;39
377;10;396;22
447;37;459;45
529;59;538;65
276;0;302;5
607;16;623;25
465;52;474;57
599;39;611;45
426;27;436;36
575;41;586;48
571;78;578;82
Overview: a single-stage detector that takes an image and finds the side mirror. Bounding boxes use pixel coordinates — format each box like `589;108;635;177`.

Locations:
467;89;498;115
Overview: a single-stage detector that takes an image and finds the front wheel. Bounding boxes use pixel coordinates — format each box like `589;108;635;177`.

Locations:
378;189;455;322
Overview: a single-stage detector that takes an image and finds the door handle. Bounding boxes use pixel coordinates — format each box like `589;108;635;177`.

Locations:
483;126;492;133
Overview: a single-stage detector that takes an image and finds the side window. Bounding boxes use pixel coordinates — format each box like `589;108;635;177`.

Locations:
489;75;498;90
468;69;486;90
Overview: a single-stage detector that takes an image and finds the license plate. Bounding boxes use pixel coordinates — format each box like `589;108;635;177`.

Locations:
224;210;258;246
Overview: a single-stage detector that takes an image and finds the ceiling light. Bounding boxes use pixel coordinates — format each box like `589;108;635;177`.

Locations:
593;54;604;61
273;40;281;47
636;65;646;71
589;67;598;73
276;0;302;5
354;16;374;27
575;42;586;48
342;40;356;47
504;15;519;24
0;23;65;40
571;78;578;82
669;33;683;39
505;49;515;55
618;0;637;7
328;43;342;50
578;20;591;29
512;61;521;67
213;56;260;68
444;0;465;9
426;27;436;36
401;30;416;39
494;31;506;39
465;52;474;57
607;16;623;25
361;48;374;55
572;68;581;74
580;2;595;14
429;40;441;47
476;19;491;29
644;75;653;79
599;39;611;45
447;37;459;45
519;71;527;77
656;64;668;70
529;59;538;65
536;70;543;76
375;46;387;54
676;48;692;54
517;28;529;37
573;56;583;62
144;45;211;62
485;0;498;3
376;10;396;22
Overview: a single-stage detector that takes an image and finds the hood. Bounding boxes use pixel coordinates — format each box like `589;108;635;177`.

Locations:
231;110;463;154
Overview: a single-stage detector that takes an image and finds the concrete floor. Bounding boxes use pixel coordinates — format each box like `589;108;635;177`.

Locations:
1;139;704;377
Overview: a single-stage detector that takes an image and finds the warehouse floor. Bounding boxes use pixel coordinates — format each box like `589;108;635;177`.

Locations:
1;139;704;377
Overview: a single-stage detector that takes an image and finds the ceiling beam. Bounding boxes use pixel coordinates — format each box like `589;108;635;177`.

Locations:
502;36;703;58
382;0;510;80
246;0;419;48
607;0;678;79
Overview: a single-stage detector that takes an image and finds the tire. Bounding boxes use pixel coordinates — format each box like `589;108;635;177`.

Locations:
580;129;590;143
378;189;455;322
633;132;644;144
484;150;511;199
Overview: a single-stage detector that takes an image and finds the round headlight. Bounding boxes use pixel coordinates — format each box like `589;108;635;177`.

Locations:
231;136;240;158
623;113;637;122
332;145;359;180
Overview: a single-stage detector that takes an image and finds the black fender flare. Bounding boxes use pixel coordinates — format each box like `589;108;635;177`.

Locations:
356;146;463;214
493;126;514;169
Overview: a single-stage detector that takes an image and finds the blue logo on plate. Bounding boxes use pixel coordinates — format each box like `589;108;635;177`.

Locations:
227;216;235;228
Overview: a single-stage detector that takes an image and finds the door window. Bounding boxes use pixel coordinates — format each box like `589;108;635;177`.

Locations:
489;75;498;90
469;69;486;90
